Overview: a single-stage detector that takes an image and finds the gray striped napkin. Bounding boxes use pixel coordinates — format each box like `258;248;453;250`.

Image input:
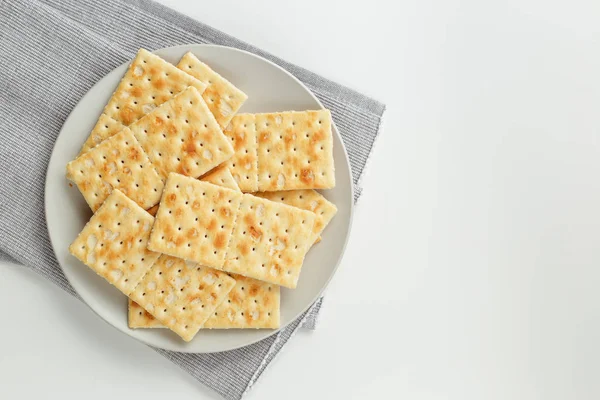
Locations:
0;0;385;398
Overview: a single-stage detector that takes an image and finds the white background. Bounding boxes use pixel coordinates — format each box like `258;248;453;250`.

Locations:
2;0;600;399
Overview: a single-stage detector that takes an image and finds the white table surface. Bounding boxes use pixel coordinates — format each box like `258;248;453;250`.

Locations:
3;0;600;399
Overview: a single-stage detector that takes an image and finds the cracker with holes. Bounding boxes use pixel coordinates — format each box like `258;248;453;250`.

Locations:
177;52;247;128
256;110;335;191
223;194;316;288
128;274;280;330
69;189;161;295
79;114;126;155
66;128;164;211
129;255;236;341
81;49;207;153
200;165;240;191
148;173;243;268
223;113;259;192
255;190;337;244
128;86;234;179
145;166;238;217
204;274;280;329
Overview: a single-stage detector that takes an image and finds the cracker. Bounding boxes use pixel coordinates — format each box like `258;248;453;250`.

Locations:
223;194;316;288
148;173;243;268
128;86;234;179
147;167;238;218
69;189;160;295
79;114;126;155
83;49;207;150
177;52;248;128
200;165;240;191
66;128;164;211
255;190;337;244
256;110;335;191
128;275;279;330
222;114;259;192
204;274;280;329
128;255;236;341
129;299;163;328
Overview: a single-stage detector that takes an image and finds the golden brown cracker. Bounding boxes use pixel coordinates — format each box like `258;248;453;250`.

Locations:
222;194;316;288
147;173;242;268
66;128;164;211
256;110;335;191
128;86;234;180
68;189;160;295
177;52;247;128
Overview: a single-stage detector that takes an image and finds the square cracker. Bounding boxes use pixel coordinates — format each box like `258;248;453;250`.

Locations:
256;110;335;191
203;274;280;329
66;128;164;211
79;114;126;155
177;52;248;128
83;49;207;150
222;114;259;192
128;255;236;341
200;165;240;191
148;173;243;268
69;189;160;295
128;86;234;179
255;190;337;244
222;194;316;288
145;166;238;217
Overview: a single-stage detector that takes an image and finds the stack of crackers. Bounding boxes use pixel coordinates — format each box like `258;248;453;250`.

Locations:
66;49;338;342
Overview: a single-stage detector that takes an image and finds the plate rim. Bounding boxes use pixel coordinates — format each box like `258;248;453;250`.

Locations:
44;43;355;352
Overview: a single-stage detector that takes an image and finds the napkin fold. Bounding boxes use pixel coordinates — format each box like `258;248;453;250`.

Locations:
0;0;385;398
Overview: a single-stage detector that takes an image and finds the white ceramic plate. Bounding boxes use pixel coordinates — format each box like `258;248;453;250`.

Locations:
45;44;353;353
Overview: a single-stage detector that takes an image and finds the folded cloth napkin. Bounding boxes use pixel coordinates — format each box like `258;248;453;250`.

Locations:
0;0;385;398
